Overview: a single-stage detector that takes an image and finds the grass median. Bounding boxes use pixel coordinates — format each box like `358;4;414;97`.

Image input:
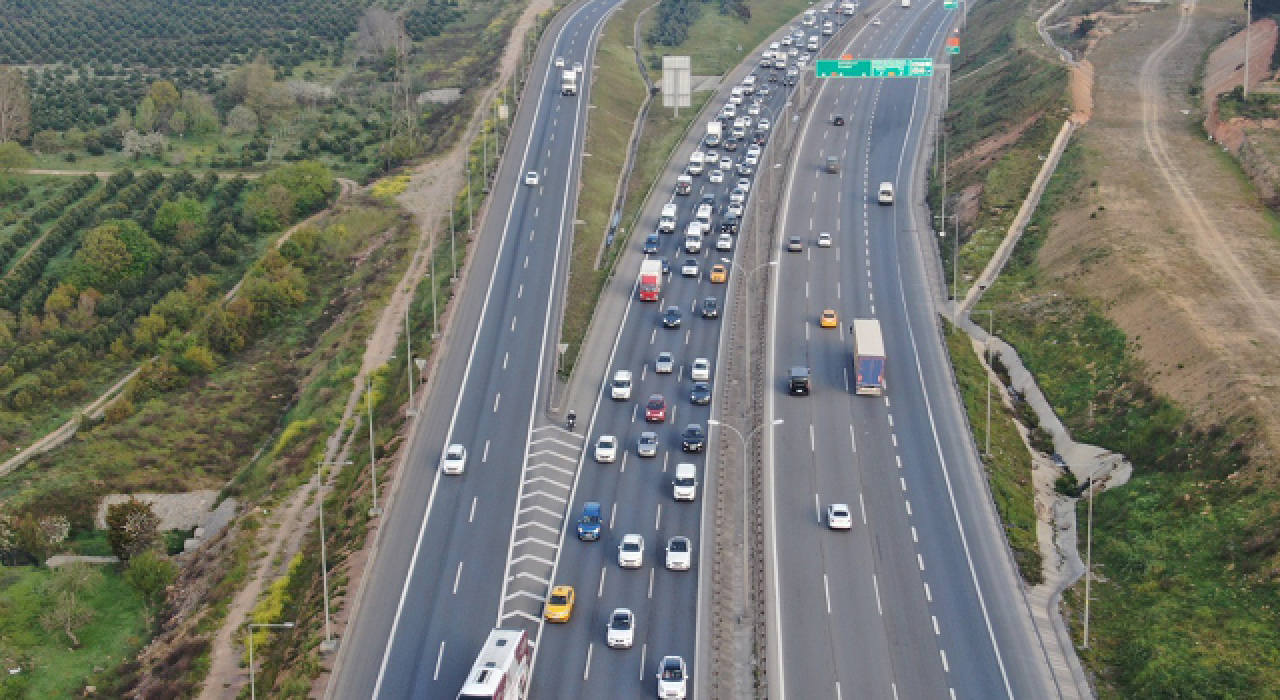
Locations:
561;0;812;375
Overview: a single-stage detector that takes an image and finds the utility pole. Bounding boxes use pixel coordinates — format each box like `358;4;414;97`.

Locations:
1083;466;1095;649
316;458;350;652
405;294;416;416
449;196;458;281
367;383;381;517
1245;0;1252;98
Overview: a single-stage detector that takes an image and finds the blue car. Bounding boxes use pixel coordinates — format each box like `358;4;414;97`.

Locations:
576;501;603;541
644;233;661;254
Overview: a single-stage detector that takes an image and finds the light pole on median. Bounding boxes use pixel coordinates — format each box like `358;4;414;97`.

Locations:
972;308;995;457
247;621;295;699
708;418;784;590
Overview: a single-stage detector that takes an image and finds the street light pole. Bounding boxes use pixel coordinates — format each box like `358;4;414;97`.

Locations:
247;621;295;699
405;292;415;416
709;417;783;596
316;459;350;651
367;383;381;517
1083;466;1094;649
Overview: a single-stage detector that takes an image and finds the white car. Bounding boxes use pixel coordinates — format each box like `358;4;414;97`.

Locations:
524;171;539;186
744;152;758;166
618;534;644;568
690;357;711;381
737;177;752;193
818;232;833;247
655;351;675;373
607;608;635;649
555;56;565;67
872;17;882;25
758;118;771;131
681;258;699;277
729;188;746;205
827;503;853;530
441;444;467;475
709;169;725;184
726;202;744;218
748;102;761;116
746;145;762;159
657;656;688;699
574;61;584;73
719;157;733;171
715;233;733;251
665;536;692;571
595;435;618;463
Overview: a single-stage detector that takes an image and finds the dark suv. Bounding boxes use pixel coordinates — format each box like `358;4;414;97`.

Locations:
833;114;845;126
701;297;719;319
662;306;682;328
681;424;706;452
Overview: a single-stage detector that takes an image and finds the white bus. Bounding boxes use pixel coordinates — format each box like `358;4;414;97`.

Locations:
457;629;532;700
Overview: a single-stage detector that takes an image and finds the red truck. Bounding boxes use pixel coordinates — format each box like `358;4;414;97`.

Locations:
638;259;663;301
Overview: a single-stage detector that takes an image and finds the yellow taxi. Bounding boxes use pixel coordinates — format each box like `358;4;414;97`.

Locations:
820;309;838;328
544;585;576;623
710;264;728;283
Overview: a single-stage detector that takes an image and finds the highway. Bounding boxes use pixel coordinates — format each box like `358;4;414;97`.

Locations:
325;0;627;696
527;16;844;698
766;0;1054;699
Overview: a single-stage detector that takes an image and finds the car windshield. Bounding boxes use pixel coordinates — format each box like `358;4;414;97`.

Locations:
612;614;631;629
622;541;641;551
550;594;568;604
670;539;688;552
649;399;663;409
663;664;683;679
447;447;463;458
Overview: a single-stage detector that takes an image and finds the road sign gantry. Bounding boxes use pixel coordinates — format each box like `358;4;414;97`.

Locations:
815;58;934;78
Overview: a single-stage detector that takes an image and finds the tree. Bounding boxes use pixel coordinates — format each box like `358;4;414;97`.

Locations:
147;80;181;123
259;161;338;216
31;130;60;154
105;497;160;561
225;105;259;135
124;549;177;617
13;514;70;564
135;97;157;133
0;141;33;174
0;66;31;143
39;563;102;648
152;196;206;243
68;220;160;293
241;183;296;232
181;90;220;136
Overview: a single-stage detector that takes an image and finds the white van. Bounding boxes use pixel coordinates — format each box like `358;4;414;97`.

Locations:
742;75;757;94
688;150;705;175
611;370;633;400
878;182;895;205
822;21;834;35
803;9;817;25
695;204;712;231
673;463;698;501
659;203;678;232
685;225;703;252
729;87;744;105
807;36;820;52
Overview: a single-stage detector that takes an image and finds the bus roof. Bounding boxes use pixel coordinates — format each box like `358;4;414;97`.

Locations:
853;319;884;357
458;629;527;696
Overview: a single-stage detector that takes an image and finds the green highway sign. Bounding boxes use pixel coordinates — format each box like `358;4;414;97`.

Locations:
815;58;934;78
944;0;958;8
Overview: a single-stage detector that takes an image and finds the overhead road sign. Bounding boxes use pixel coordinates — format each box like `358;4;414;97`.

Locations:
815;58;934;78
944;0;958;8
946;37;960;54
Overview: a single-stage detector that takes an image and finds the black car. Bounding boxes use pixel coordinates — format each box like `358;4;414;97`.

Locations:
768;71;779;82
752;131;767;146
701;296;719;318
690;382;712;405
662;306;682;328
661;258;671;275
700;192;717;208
644;233;661;254
723;138;739;152
833;114;845;126
681;424;706;452
721;215;739;234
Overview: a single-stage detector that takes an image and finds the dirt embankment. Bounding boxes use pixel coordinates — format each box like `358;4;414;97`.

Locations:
1202;17;1278;149
1043;0;1280;469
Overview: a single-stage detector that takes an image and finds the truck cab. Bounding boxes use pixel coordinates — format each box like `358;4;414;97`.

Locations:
789;366;812;396
659;203;678;232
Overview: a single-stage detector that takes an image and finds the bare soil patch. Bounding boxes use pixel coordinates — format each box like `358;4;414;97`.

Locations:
1042;0;1280;470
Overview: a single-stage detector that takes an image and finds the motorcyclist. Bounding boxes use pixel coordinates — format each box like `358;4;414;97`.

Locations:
567;409;577;431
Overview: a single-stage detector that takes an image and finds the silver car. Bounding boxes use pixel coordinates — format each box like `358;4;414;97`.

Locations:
638;431;659;457
655;351;675;373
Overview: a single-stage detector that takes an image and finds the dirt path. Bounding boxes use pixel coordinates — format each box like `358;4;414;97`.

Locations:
1038;0;1280;461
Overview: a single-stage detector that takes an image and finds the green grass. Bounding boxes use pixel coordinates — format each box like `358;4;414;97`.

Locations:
969;139;1280;697
943;321;1042;583
640;0;816;76
0;566;148;699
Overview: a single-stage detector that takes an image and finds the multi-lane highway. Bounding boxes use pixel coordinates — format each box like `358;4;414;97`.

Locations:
528;17;842;698
326;0;626;696
766;1;1054;699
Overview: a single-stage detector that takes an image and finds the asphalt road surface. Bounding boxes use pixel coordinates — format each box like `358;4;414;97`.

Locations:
766;1;1055;699
326;0;626;696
